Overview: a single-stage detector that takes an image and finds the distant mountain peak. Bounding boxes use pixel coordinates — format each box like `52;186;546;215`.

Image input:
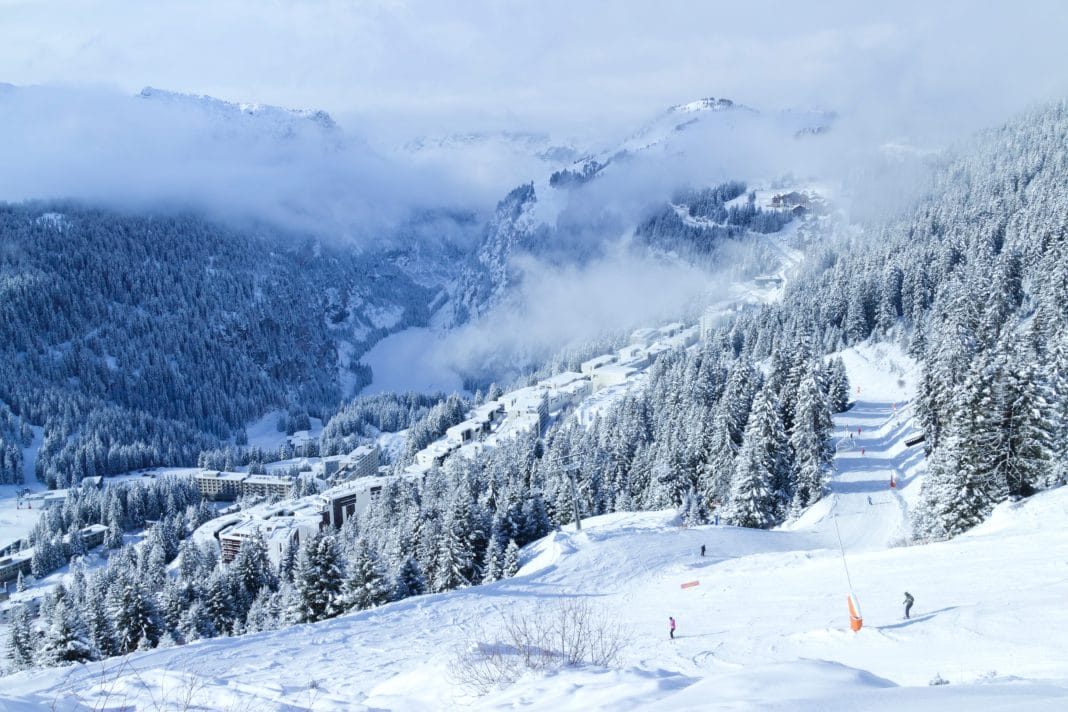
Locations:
138;86;338;133
666;97;749;114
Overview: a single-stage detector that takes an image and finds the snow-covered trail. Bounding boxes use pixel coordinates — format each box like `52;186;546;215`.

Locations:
790;398;922;552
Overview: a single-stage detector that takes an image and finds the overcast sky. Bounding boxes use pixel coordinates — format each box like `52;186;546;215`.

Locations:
3;0;1067;141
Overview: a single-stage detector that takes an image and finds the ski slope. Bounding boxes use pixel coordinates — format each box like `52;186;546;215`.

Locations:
2;349;1068;710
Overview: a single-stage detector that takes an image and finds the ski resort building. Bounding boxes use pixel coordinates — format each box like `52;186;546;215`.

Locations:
415;439;461;469
591;364;639;391
0;553;32;585
629;327;659;346
501;387;549;431
538;371;593;411
240;475;296;500
329;444;380;482
219;512;322;565
195;470;299;501
318;472;422;528
580;354;618;375
617;344;650;368
0;524;107;585
194;471;247;500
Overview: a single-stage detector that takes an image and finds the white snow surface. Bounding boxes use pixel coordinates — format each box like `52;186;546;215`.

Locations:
2;346;1068;709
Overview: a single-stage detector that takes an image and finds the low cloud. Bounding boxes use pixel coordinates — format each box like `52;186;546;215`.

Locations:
436;245;723;380
0;84;481;241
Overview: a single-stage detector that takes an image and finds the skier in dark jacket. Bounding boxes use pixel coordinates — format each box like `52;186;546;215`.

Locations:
903;592;914;619
700;544;706;557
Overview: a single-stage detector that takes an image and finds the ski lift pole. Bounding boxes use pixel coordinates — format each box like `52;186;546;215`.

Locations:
833;514;863;631
567;468;582;532
542;449;590;533
833;514;854;592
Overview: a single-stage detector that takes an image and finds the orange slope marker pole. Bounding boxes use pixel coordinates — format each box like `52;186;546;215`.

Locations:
680;581;700;589
848;593;863;632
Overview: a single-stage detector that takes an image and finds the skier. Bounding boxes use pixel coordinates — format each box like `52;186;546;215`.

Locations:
867;495;872;506
669;616;676;640
903;592;914;619
714;514;719;526
700;544;706;557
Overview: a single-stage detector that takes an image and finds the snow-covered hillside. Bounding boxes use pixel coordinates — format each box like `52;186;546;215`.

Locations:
3;349;1065;710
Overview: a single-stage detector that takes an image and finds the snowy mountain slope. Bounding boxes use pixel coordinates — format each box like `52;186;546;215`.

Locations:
437;98;834;376
4;354;1067;710
137;86;340;139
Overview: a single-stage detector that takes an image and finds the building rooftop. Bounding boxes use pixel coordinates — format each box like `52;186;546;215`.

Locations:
348;444;377;458
593;364;639;378
471;402;504;421
630;327;658;342
581;354;617;371
504;387;548;412
539;371;586;390
196;470;247;482
243;475;295;486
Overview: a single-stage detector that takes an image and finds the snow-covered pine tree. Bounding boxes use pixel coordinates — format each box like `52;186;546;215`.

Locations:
719;381;788;528
6;605;36;671
203;570;238;635
824;357;851;413
107;572;161;654
697;404;738;509
84;574;117;658
291;533;344;623
343;537;391;611
502;539;520;578
481;536;503;584
987;339;1054;497
232;529;277;602
36;598;94;666
788;367;834;516
393;557;427;599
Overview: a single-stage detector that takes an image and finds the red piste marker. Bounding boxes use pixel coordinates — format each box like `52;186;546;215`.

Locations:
680;581;700;589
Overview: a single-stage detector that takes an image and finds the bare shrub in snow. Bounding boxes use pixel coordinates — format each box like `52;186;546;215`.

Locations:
452;599;628;694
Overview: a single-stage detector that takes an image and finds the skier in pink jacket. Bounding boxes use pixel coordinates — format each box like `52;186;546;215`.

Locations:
669;616;676;640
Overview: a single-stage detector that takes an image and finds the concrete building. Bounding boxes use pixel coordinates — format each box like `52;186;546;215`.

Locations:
0;524;107;585
20;490;67;511
700;307;727;341
471;401;505;429
240;475;296;500
195;471;247;501
580;354;617;376
326;446;386;484
415;439;460;469
538;372;593;412
617;344;649;368
502;387;549;432
320;472;424;528
630;327;659;347
320;479;385;528
658;322;685;338
591;364;639;391
0;553;32;585
219;513;321;565
445;419;482;445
